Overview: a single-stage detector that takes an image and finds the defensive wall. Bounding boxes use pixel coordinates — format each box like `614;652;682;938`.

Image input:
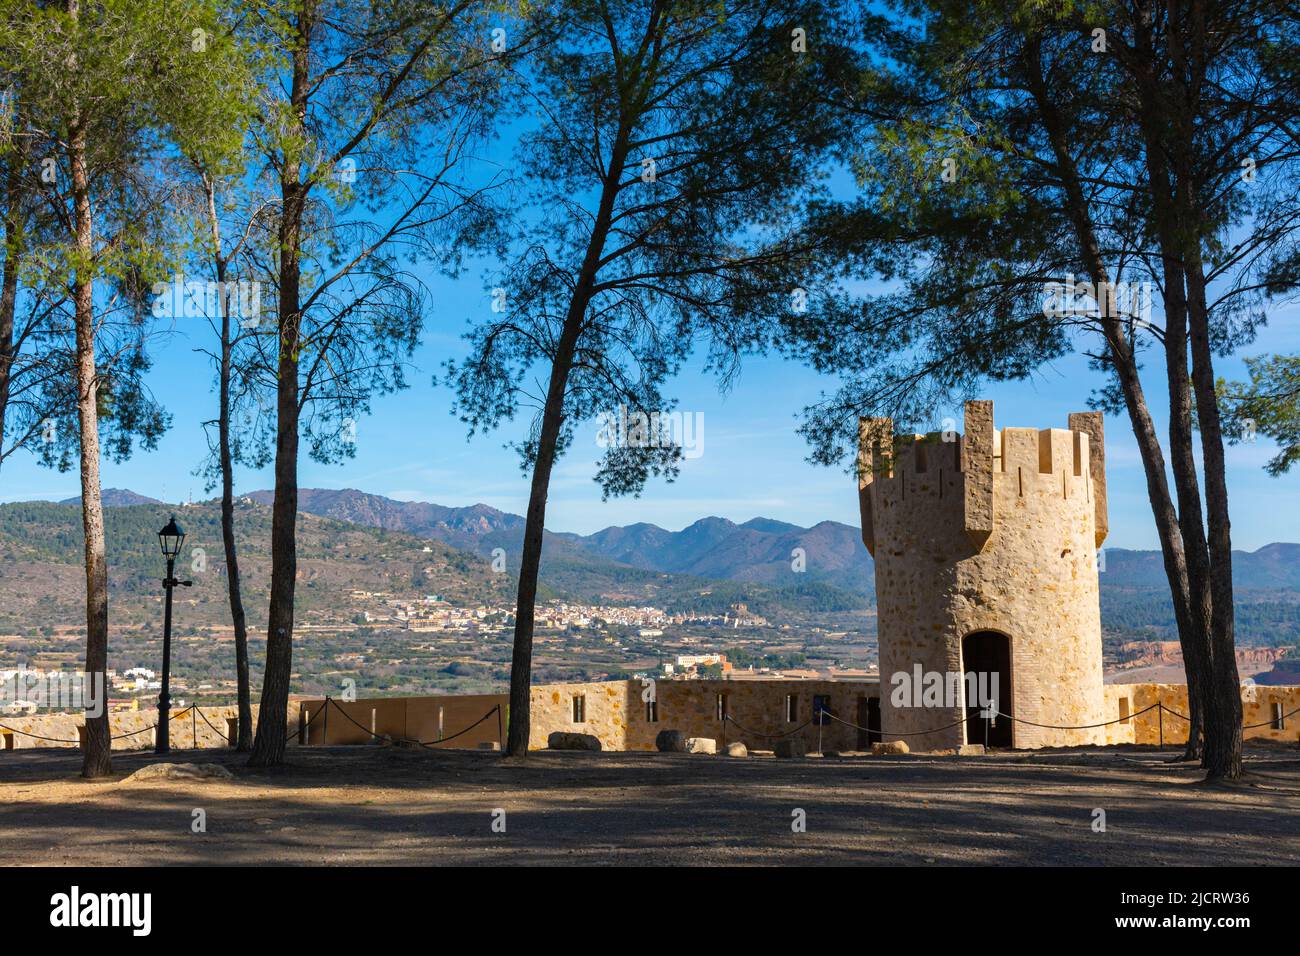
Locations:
3;679;1296;753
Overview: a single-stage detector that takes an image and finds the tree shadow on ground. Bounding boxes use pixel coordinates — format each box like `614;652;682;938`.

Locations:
1;745;1296;865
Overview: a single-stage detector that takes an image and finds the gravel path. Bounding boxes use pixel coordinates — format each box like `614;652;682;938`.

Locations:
1;743;1296;865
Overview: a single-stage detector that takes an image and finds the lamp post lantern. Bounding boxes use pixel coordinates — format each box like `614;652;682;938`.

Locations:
156;515;192;754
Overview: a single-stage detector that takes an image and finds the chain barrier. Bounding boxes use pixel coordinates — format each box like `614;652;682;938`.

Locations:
1244;703;1300;730
989;702;1162;731
284;701;326;744
2;696;1296;751
723;714;816;740
193;705;232;743
730;698;1288;742
0;704;198;745
309;696;503;750
417;705;501;749
817;708;974;738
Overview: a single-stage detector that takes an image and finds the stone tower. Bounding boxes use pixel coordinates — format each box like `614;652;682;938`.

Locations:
858;400;1108;750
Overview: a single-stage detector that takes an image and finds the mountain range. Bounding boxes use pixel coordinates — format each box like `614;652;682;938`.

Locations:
51;486;1300;595
15;486;1300;645
241;487;1300;595
238;488;873;594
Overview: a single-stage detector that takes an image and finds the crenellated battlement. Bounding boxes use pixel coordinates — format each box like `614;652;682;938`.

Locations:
857;401;1108;556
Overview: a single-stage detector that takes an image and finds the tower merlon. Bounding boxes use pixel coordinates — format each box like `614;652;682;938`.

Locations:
962;400;995;551
1068;411;1108;546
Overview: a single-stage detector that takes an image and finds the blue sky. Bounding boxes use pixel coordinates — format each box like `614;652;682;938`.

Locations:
1;267;1297;552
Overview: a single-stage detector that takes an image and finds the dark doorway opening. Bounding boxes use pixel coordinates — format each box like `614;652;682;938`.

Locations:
857;696;881;749
962;631;1012;747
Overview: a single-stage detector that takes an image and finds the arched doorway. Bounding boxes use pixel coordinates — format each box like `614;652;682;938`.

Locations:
962;631;1012;747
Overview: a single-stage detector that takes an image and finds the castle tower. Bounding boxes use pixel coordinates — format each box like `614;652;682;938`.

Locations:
858;400;1108;750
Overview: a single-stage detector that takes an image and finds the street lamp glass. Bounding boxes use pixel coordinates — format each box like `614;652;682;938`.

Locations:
158;515;185;558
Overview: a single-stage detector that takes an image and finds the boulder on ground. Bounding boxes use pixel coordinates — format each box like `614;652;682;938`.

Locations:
123;762;234;783
871;740;910;756
547;731;602;751
655;730;688;752
724;741;748;758
478;741;501;751
686;737;716;755
957;744;985;756
774;738;807;758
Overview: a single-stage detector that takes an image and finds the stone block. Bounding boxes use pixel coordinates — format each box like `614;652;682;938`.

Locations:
547;732;602;751
655;730;688;752
686;737;716;754
774;738;807;758
872;740;910;755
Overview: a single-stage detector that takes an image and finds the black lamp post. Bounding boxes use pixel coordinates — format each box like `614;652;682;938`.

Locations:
156;515;192;754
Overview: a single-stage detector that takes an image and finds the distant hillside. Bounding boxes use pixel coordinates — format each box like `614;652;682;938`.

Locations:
242;488;525;552
248;487;872;594
58;488;163;508
0;499;513;633
20;487;1300;643
256;487;1300;602
0;495;872;629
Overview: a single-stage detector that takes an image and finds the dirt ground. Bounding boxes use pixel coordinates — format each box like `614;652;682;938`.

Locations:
1;742;1297;865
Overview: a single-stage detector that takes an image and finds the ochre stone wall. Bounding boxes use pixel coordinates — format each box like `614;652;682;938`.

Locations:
526;678;882;752
1102;685;1136;745
7;680;1292;755
297;694;506;747
232;682;882;752
0;704;267;751
860;402;1108;751
1108;683;1300;746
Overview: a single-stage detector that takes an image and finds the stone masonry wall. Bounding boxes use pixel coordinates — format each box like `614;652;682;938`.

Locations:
8;681;1291;755
1109;683;1300;746
0;704;274;751
527;678;882;752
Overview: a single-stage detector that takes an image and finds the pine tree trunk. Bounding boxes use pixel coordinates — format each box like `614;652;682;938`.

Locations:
1184;254;1244;780
1160;292;1211;763
249;9;311;767
212;234;253;751
248;183;302;767
1159;9;1244;779
505;126;630;756
505;315;583;756
1025;50;1208;761
67;55;111;776
1131;54;1213;761
0;146;23;471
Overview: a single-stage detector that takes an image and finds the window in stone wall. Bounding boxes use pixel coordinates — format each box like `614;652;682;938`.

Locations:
1119;698;1131;724
646;699;658;722
716;693;729;721
1273;702;1286;731
785;693;798;723
572;694;586;723
813;694;831;726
